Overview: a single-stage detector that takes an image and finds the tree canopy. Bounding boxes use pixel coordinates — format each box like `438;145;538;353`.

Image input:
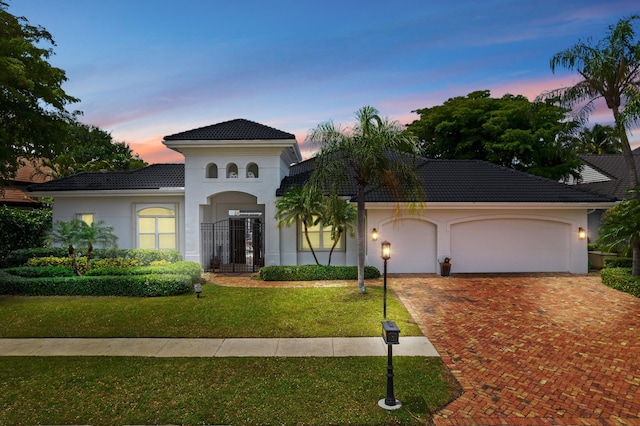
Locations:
36;121;147;179
406;90;582;181
0;1;79;183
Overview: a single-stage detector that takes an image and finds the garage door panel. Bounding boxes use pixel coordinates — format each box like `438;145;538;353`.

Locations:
451;219;570;273
380;219;436;273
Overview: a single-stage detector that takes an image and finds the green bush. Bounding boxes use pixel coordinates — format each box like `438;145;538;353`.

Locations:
259;265;381;281
3;248;68;268
4;266;74;278
124;249;182;266
92;257;138;269
85;261;202;283
604;257;633;268
600;267;640;298
0;273;192;297
0;206;52;267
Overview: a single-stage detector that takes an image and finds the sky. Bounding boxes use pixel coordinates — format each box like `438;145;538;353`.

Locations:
8;0;640;163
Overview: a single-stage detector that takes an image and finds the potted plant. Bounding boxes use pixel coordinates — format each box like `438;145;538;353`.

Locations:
440;257;451;276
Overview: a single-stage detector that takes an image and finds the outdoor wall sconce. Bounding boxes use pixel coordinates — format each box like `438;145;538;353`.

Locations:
371;228;378;241
578;227;586;240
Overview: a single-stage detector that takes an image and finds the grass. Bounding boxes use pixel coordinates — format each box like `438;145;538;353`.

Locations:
0;356;456;425
0;281;459;424
0;284;422;337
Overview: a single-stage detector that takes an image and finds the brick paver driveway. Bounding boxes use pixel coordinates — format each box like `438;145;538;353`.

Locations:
391;274;640;425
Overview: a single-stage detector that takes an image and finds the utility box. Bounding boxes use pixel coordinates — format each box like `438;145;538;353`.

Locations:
382;320;400;345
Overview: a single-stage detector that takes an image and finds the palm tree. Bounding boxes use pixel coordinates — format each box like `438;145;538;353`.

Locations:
548;15;640;188
323;193;357;266
50;219;118;275
308;106;424;293
576;124;621;155
275;186;324;265
597;186;640;275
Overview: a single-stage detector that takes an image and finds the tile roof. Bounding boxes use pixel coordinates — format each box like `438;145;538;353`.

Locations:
278;156;614;203
577;150;640;200
164;119;295;141
27;164;184;192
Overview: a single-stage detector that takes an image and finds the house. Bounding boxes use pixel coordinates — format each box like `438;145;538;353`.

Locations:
28;119;616;275
1;161;51;208
572;148;640;240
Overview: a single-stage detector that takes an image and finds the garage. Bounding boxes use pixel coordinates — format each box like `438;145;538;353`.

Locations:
450;218;572;273
379;218;437;273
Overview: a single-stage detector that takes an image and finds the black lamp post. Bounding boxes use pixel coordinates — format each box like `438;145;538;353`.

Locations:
381;241;391;319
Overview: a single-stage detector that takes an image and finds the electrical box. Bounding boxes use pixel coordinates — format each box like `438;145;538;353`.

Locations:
382;320;400;345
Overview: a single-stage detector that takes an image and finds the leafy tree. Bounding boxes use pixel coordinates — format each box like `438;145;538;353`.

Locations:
35;121;147;179
597;186;640;276
574;124;621;154
547;15;640;188
322;193;356;266
50;219;117;275
275;186;323;265
406;90;582;181
0;205;51;264
308;106;424;293
0;1;79;184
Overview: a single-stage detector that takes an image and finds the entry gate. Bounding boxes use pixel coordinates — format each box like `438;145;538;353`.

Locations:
201;218;264;273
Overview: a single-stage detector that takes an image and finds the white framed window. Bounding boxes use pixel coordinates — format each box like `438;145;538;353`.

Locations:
299;218;344;251
75;213;95;225
136;206;176;250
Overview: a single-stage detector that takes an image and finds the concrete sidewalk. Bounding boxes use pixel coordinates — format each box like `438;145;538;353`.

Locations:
0;336;439;358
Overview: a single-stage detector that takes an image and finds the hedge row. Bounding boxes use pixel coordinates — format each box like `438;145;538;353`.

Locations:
600;267;640;298
259;265;380;281
85;261;202;283
604;257;633;268
0;271;193;297
2;248;182;268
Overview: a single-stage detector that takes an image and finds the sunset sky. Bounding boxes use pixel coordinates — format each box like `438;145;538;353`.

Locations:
9;0;640;163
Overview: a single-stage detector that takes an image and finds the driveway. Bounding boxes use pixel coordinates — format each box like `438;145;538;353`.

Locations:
391;274;640;425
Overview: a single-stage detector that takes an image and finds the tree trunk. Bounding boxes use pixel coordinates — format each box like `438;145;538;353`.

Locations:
303;222;320;265
357;184;366;293
633;242;640;277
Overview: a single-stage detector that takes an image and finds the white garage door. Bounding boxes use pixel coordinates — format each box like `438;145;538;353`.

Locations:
380;219;437;273
450;219;571;273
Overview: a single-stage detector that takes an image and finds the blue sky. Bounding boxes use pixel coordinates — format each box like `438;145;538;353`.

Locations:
9;0;640;163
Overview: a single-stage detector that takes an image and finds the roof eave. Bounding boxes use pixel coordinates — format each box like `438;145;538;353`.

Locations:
28;188;185;198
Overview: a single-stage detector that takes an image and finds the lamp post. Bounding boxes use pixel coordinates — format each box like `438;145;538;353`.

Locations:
381;241;391;319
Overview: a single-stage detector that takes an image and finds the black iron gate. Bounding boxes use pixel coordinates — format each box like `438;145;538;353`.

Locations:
201;218;264;273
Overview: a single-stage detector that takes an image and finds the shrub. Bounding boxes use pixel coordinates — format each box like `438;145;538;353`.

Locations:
0;274;192;297
124;249;182;266
259;265;380;281
0;206;52;267
3;248;68;268
600;267;640;298
4;266;74;278
92;257;138;269
604;257;632;268
85;261;202;284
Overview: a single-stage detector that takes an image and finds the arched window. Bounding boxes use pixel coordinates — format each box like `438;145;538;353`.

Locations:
206;163;218;178
137;206;176;250
246;162;259;178
227;163;238;178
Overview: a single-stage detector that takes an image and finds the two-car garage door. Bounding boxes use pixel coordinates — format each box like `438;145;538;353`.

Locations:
379;217;571;273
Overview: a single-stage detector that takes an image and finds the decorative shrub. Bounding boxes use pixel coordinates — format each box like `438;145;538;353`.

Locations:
600;267;640;298
0;273;192;297
4;266;74;278
604;257;632;268
0;206;52;267
124;249;182;266
259;265;380;281
85;261;202;284
3;248;68;268
92;257;139;269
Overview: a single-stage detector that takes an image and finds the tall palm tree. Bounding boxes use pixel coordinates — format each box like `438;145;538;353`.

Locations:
308;106;424;293
548;15;640;188
275;186;324;265
576;124;621;155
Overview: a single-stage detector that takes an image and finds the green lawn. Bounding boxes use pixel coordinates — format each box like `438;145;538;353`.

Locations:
0;284;422;337
0;282;459;424
0;356;456;425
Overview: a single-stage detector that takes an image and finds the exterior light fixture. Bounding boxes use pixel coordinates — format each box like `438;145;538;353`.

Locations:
371;228;379;241
194;283;202;298
578;227;586;240
381;241;391;260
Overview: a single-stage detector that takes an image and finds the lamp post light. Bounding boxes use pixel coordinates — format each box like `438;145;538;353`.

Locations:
371;228;379;241
381;241;391;319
